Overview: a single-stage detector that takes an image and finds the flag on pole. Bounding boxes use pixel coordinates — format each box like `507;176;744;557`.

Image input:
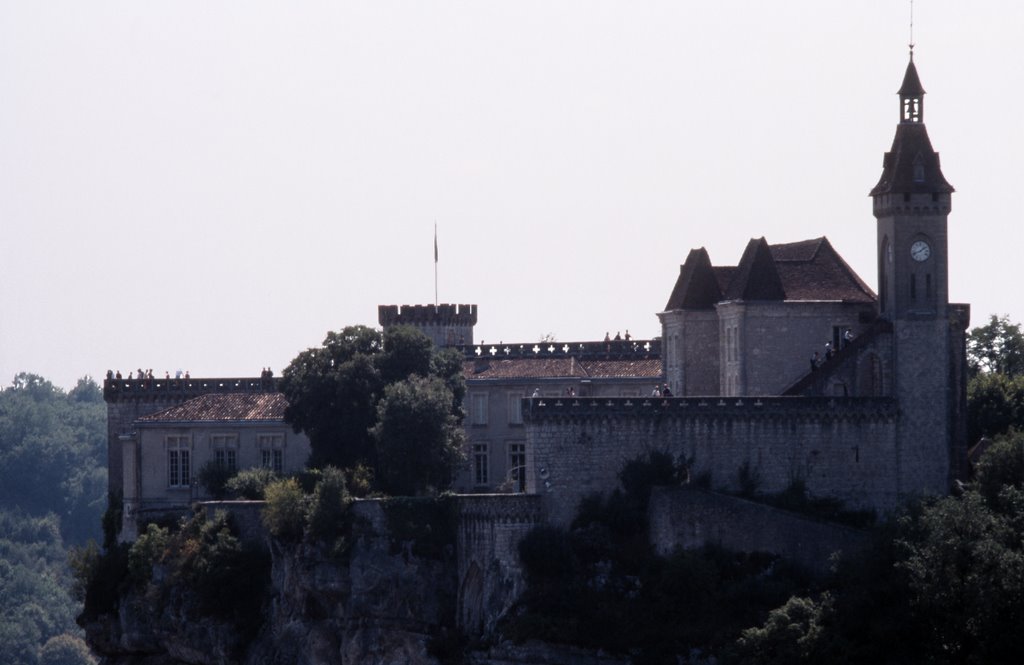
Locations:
434;223;438;263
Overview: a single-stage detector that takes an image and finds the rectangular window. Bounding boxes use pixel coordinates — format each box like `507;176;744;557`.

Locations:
471;393;488;425
507;392;524;425
473;443;489;486
167;436;191;487
211;434;239;473
258;434;285;473
926;273;932;298
910;274;917;300
508;442;526;493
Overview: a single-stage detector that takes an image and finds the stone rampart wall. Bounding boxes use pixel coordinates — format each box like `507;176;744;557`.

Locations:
456;495;542;634
524;396;899;525
648;487;870;574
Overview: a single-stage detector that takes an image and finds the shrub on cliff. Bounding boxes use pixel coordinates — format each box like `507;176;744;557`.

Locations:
261;478;305;541
307;467;349;546
127;523;169;587
225;467;277;500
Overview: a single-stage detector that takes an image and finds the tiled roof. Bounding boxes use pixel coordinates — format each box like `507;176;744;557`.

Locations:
663;236;875;309
138;393;289;423
464;357;661;380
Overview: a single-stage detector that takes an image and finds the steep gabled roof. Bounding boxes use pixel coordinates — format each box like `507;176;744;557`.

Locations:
771;238;876;303
664;248;723;310
725;237;786;301
664;236;876;308
138;393;289;423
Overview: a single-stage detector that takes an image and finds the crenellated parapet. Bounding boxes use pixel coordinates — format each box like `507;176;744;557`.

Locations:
457;494;543;525
522;395;897;424
378;303;478;327
378;303;478;347
103;376;277;403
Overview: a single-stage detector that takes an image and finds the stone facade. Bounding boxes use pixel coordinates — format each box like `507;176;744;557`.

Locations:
524;396;899;525
103;376;280;497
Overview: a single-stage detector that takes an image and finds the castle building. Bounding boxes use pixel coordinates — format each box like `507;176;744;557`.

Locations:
522;53;970;524
103;53;968;528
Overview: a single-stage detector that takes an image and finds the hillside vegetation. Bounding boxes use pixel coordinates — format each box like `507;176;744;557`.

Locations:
0;373;105;665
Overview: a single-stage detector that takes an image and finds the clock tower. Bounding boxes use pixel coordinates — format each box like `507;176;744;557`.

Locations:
871;51;967;498
871;51;954;320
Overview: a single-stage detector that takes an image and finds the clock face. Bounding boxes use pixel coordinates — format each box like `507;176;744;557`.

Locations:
910;240;931;262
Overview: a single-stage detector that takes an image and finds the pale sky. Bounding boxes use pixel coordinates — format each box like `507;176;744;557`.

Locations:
1;1;1021;390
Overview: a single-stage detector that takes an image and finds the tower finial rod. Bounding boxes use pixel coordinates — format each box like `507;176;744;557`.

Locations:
909;0;915;58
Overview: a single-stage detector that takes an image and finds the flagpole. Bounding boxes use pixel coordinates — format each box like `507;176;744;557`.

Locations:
434;222;438;308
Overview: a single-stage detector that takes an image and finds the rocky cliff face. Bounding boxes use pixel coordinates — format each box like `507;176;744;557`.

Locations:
84;501;459;665
82;496;624;665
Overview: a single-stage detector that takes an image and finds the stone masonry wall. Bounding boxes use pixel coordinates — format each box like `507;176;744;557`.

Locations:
456;495;542;635
524;397;899;526
648;487;870;574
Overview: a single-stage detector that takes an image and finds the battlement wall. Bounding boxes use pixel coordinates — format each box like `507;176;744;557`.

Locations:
456;495;542;634
523;396;900;525
378;303;478;327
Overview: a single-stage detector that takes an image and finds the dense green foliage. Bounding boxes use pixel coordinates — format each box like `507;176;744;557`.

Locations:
968;314;1024;378
224;466;278;500
0;510;95;665
261;477;306;541
279;325;465;495
0;374;105;665
372;375;465;495
0;374;106;544
76;508;271;649
967;316;1024;442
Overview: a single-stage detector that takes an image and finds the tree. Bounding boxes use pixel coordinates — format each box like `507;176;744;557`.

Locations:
372;375;466;496
966;316;1024;443
279;325;466;494
967;371;1024;443
968;314;1024;378
279;326;385;469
